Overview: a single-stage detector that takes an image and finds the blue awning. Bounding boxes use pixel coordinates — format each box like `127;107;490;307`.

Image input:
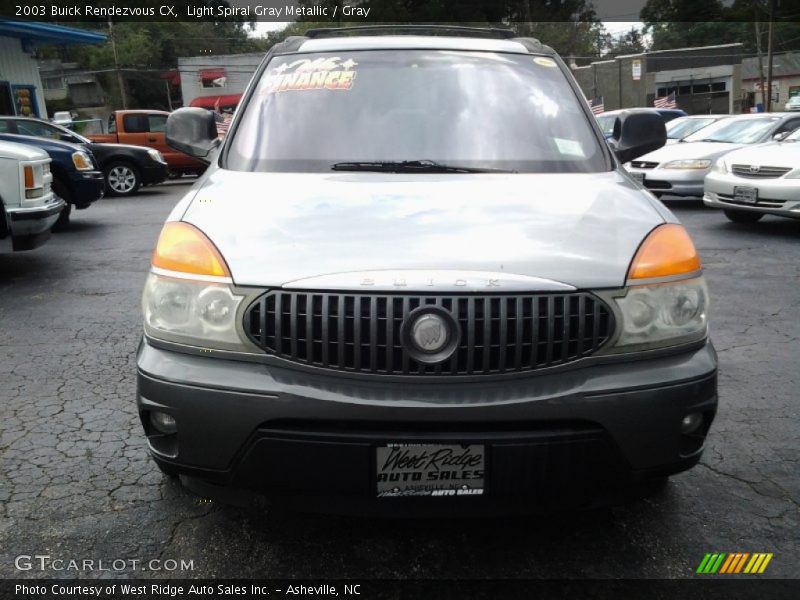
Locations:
0;19;106;46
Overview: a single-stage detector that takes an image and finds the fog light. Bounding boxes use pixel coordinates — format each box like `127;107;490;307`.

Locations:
681;412;703;434
150;411;177;434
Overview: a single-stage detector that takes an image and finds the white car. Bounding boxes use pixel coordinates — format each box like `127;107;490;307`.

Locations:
0;140;65;251
664;115;730;145
784;96;800;112
626;113;800;197
704;127;800;223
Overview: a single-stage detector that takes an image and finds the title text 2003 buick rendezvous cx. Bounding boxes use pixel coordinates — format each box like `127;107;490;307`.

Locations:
137;27;717;514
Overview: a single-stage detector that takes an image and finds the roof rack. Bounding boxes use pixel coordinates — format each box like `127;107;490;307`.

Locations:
305;25;517;40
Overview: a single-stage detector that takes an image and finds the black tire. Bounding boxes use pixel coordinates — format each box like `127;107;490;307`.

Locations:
51;177;72;232
104;161;141;196
724;209;764;224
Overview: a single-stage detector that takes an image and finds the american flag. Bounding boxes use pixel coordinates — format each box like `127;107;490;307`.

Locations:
589;95;604;115
654;91;677;109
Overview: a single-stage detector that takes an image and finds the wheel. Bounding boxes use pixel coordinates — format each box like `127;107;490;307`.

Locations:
104;162;141;196
51;177;73;232
724;209;763;224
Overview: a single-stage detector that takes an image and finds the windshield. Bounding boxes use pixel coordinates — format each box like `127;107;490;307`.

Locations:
225;50;606;173
595;115;615;137
666;117;718;139
683;117;778;144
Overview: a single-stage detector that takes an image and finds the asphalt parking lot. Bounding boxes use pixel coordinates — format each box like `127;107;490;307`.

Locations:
1;182;798;580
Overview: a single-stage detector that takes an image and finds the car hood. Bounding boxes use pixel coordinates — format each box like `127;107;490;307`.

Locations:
0;133;86;154
718;142;800;168
639;141;743;163
179;169;666;290
0;139;49;161
85;141;151;156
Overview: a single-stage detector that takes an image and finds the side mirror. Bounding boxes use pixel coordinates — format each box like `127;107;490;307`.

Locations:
773;131;789;141
166;107;220;163
607;110;667;164
59;133;77;143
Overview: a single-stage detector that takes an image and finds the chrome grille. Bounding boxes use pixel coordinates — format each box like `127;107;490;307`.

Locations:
731;164;792;178
244;291;614;376
630;161;658;169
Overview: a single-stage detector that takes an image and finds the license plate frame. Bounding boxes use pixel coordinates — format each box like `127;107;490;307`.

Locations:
375;443;486;498
734;186;758;204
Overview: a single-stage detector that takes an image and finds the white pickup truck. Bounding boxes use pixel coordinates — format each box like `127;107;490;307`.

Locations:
0;140;65;251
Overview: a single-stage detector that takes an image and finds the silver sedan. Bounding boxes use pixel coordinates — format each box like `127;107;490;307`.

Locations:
704;128;800;222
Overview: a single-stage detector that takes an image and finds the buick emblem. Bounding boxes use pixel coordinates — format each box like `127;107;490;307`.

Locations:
411;313;449;353
401;308;460;364
749;165;761;173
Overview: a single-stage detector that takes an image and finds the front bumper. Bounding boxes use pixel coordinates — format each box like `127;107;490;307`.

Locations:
627;166;708;197
69;170;105;208
4;196;65;251
141;163;168;186
137;338;718;510
704;172;800;219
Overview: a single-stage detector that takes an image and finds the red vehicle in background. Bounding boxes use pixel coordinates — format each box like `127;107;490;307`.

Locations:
90;110;206;178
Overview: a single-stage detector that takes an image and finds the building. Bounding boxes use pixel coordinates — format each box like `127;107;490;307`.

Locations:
0;20;105;118
742;51;800;110
178;52;263;111
38;59;107;108
573;44;743;115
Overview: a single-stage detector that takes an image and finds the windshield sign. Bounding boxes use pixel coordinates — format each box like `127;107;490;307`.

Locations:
225;50;606;173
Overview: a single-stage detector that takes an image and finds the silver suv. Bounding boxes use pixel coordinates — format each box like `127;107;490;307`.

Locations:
138;26;717;513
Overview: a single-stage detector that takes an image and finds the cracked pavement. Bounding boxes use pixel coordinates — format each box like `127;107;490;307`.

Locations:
0;186;798;580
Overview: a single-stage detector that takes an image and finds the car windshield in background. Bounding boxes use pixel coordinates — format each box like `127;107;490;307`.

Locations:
225;50;606;173
595;115;616;137
683;117;778;144
666;117;718;139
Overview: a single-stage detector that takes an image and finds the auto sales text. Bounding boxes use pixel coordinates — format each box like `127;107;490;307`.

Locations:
15;583;349;596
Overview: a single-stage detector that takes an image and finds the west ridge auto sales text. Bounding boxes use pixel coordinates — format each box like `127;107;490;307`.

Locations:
15;583;354;596
37;5;371;18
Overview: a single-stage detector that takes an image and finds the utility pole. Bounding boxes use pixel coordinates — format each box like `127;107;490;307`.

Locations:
108;17;128;110
765;0;776;112
755;20;766;110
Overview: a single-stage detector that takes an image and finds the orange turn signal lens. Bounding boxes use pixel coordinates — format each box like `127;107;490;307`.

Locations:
628;224;701;281
23;166;34;189
151;222;230;277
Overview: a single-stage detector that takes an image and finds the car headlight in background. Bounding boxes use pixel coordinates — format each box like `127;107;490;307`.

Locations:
602;224;709;353
711;158;729;174
661;159;712;170
142;222;248;351
72;151;93;170
147;149;166;164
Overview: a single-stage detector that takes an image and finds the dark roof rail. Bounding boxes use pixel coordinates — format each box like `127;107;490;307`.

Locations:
305;25;517;40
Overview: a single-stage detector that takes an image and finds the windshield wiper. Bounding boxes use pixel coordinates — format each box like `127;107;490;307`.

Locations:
331;160;517;174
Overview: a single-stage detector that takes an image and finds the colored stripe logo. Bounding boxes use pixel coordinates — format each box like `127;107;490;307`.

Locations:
696;553;773;574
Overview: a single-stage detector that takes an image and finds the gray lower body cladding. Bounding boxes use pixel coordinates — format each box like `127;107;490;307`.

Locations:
136;339;718;511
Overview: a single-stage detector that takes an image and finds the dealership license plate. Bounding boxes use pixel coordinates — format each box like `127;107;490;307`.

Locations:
734;186;758;204
375;443;485;498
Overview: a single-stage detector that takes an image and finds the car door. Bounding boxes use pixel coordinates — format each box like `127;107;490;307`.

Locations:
119;113;150;148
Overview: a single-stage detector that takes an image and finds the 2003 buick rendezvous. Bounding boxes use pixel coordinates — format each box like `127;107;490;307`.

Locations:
137;27;717;513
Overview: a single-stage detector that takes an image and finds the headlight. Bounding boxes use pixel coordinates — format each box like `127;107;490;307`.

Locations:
662;159;712;170
147;149;166;164
72;151;93;170
143;272;245;349
607;277;709;352
711;158;729;174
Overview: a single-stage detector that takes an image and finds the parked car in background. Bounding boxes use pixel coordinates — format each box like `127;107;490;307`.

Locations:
784;96;800;111
90;110;206;178
626;113;800;197
138;28;717;514
0;133;104;229
596;108;687;139
0;117;168;197
704;126;800;223
0;140;64;251
665;115;730;144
